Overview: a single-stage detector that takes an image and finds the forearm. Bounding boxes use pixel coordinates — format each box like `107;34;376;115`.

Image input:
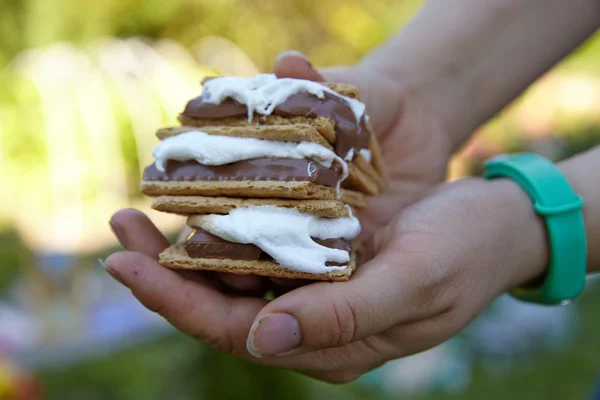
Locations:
359;0;600;149
560;146;600;272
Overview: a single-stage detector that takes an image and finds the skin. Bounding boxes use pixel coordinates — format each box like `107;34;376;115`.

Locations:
105;0;600;383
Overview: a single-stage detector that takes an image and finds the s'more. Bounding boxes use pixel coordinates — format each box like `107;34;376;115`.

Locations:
140;74;387;281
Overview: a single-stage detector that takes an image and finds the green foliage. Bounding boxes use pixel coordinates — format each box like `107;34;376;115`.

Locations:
560;30;600;75
0;0;425;71
38;335;311;400
0;228;30;291
36;284;600;400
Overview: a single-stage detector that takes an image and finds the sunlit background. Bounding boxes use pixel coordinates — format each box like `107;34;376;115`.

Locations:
1;0;600;399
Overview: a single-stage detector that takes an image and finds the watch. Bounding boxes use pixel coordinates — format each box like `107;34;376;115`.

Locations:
484;153;587;305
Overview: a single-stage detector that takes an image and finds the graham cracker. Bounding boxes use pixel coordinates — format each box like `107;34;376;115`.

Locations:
354;153;387;191
340;189;366;208
150;196;349;218
182;80;389;186
156;124;332;150
163;122;383;195
141;180;334;199
367;124;388;185
159;244;356;281
140;180;366;208
345;164;379;195
323;83;360;100
178;114;337;144
177;110;388;193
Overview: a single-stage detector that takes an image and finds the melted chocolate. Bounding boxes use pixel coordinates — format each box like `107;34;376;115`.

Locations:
185;230;262;260
185;229;351;261
143;158;340;187
182;89;370;158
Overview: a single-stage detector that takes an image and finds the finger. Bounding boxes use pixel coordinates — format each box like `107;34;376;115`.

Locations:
218;272;267;294
273;51;401;138
281;336;390;384
104;251;388;377
273;50;324;81
269;277;309;288
178;270;222;289
104;251;436;381
105;251;267;355
268;277;310;298
290;312;463;384
109;209;170;258
245;243;445;357
321;66;402;136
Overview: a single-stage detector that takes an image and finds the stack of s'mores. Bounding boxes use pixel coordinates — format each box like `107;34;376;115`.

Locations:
140;74;387;281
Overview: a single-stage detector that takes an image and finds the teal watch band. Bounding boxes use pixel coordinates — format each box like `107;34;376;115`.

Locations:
484;153;587;305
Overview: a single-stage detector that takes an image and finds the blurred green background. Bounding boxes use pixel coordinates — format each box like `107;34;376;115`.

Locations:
0;0;599;399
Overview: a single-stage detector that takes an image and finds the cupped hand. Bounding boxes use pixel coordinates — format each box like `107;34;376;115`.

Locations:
106;176;547;383
105;53;548;382
103;53;503;382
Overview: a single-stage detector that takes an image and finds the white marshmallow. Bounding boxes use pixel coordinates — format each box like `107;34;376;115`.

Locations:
197;206;361;274
202;73;366;124
151;130;348;195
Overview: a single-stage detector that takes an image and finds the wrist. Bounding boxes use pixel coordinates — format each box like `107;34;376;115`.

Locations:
484;178;550;290
558;149;600;272
358;0;600;152
358;43;476;153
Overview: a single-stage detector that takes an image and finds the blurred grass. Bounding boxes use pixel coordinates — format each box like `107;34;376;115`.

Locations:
36;332;311;400
35;283;600;400
422;285;600;400
0;0;425;71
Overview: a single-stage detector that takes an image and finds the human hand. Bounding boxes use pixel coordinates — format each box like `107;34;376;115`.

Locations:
104;52;493;382
106;176;548;383
273;51;454;235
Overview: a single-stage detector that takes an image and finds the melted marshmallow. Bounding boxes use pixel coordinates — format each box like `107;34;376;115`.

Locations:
358;149;372;163
152;131;348;195
344;148;354;162
202;73;366;124
197;206;361;274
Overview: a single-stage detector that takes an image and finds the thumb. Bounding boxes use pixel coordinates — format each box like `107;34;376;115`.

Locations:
245;245;434;358
273;50;325;81
272;50;360;91
273;50;401;136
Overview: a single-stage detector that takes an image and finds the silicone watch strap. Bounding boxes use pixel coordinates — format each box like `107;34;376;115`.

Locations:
484;153;586;305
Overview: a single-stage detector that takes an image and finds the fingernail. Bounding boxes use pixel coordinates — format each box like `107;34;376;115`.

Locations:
275;50;313;67
99;258;125;285
246;313;301;358
109;220;127;249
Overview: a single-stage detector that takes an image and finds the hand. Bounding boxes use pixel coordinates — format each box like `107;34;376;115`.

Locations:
274;51;454;235
106;176;548;383
104;52;481;382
